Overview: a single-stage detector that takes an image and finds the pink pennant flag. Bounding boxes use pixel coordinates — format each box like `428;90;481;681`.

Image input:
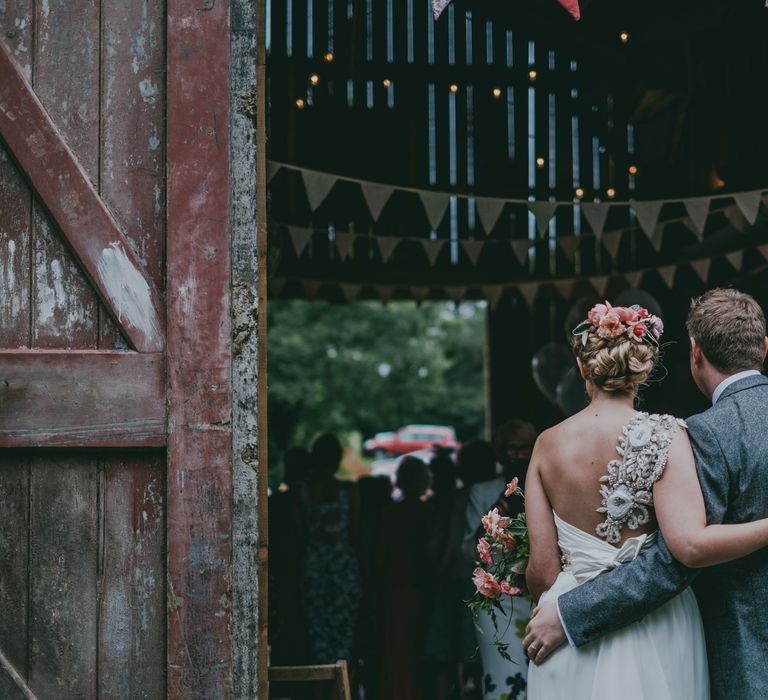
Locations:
557;0;580;20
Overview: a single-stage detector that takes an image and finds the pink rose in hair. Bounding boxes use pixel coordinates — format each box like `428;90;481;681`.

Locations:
500;581;522;597
477;538;493;565
597;312;624;338
617;306;638;324
504;477;519;497
637;306;650;319
588;302;612;327
473;567;502;599
628;322;646;341
482;508;511;538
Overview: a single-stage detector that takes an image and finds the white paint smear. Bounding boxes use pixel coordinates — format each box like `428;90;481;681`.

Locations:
97;241;161;347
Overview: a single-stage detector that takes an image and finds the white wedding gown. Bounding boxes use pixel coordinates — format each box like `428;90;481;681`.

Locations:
527;413;710;700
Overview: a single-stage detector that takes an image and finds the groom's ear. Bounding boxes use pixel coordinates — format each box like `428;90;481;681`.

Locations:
761;336;768;362
690;337;703;365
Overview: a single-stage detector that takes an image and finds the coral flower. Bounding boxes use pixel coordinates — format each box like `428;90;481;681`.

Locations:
588;302;612;327
597;312;624;338
505;477;519;497
482;508;511;538
477;538;493;565
473;568;502;599
500;581;522;597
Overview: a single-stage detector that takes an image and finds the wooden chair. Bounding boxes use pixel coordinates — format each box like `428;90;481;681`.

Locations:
268;660;352;700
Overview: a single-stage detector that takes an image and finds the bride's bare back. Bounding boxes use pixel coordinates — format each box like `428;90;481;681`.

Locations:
535;401;659;546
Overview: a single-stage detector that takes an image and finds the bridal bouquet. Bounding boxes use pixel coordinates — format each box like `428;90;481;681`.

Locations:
468;478;529;661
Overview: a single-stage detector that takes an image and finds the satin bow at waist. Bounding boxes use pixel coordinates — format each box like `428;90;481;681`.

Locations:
553;512;657;583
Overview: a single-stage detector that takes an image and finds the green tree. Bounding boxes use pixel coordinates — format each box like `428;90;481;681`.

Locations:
268;300;486;466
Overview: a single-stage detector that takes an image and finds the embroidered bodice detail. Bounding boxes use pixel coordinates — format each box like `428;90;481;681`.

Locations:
596;412;685;544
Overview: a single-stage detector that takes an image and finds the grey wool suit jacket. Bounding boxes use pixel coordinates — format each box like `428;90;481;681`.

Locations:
558;373;768;700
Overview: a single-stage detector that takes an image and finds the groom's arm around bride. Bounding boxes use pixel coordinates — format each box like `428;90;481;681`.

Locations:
527;288;768;700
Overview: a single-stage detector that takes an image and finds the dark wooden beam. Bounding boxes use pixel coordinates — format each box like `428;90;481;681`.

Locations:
0;41;165;353
0;351;165;447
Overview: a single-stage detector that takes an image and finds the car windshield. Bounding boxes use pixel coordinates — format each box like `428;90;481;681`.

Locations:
400;432;446;441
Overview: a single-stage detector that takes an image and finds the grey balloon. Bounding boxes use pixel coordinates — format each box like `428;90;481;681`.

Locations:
532;342;574;404
556;367;589;416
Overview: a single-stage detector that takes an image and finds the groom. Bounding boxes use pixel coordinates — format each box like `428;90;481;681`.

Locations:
524;288;768;699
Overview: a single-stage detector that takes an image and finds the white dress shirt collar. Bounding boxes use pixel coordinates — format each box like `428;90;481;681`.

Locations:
712;370;762;405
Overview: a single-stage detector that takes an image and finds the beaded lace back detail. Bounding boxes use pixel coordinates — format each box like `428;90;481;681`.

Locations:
596;412;685;544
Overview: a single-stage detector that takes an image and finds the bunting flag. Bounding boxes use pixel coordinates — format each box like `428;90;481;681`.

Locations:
287;226;313;256
528;201;558;237
724;205;747;232
681;217;704;240
338;283;360;303
581;202;610;238
684;197;711;236
590;276;610;297
517;283;539;308
421;239;445;265
758;244;768;261
476;197;506;235
725;249;744;271
650;225;665;253
658;265;677;288
558;0;581;20
483;285;504;310
302;279;324;299
461;240;484;266
410;286;431;302
601;230;622;259
690;258;711;282
558;236;580;262
734;190;762;225
420;192;450;229
625;270;644;289
377;285;396;303
512;240;530;266
445;286;466;304
361;182;394;221
632;200;664;238
432;0;451;20
376;236;400;263
553;278;575;301
334;232;356;260
301;169;337;211
267;161;281;183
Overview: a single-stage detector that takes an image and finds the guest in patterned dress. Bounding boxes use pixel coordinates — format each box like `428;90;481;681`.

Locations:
300;433;362;666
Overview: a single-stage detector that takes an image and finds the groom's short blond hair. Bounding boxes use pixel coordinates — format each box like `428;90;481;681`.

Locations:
687;288;767;373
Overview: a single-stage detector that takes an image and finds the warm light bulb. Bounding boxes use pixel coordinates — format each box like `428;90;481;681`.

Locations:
450;84;459;93
536;157;545;169
324;51;334;62
528;70;537;81
620;31;629;44
383;79;391;87
309;73;320;86
606;188;616;199
295;98;305;109
492;87;502;99
575;188;585;198
628;165;638;175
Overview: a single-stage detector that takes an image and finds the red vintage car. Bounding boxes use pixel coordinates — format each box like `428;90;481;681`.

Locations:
364;425;459;457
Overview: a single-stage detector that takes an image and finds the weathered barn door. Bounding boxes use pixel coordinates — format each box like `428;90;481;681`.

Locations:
0;0;264;697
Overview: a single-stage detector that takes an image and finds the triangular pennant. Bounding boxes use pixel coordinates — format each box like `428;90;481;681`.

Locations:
683;197;711;235
461;240;484;266
376;236;400;263
334;232;356;260
601;231;623;259
724;205;747;232
445;286;465;304
725;249;744;271
528;201;558;237
303;279;324;299
690;258;711;282
658;265;677;288
650;225;665;253
557;0;580;20
733;191;762;226
301;169;337;211
410;286;430;302
421;239;445;266
432;0;452;20
287;226;314;256
511;240;530;266
338;283;360;303
360;182;394;221
475;197;506;235
553;279;574;301
377;285;396;303
681;217;704;240
558;236;580;262
757;243;768;261
581;203;610;238
517;283;539;308
631;200;663;238
267;161;280;183
590;276;609;296
625;270;643;289
420;192;450;230
483;285;504;310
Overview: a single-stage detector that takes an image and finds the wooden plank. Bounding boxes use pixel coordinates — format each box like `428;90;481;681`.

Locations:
0;3;33;349
98;455;165;699
99;0;165;349
0;457;29;681
167;0;234;696
0;40;165;353
28;455;98;699
0;351;165;447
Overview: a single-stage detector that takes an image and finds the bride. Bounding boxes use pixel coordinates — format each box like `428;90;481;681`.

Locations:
523;302;768;700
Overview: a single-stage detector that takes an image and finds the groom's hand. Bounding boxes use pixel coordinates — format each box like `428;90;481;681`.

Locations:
522;600;567;664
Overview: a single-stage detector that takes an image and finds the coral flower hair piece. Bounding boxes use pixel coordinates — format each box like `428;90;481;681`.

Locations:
572;301;664;348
